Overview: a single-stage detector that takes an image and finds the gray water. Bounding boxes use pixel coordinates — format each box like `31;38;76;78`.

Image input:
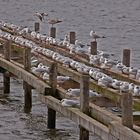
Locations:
0;75;101;140
0;0;140;139
0;0;140;67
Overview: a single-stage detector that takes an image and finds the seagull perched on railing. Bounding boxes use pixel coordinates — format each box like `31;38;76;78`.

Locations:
34;12;48;22
60;99;80;107
90;30;105;41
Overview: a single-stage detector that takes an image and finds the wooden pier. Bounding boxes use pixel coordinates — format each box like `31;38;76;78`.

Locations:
0;23;140;140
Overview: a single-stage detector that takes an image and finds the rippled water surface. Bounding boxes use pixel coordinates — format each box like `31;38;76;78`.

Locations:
0;0;140;139
0;0;140;66
0;75;101;140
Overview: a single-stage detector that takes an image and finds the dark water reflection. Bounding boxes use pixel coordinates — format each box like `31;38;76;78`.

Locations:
0;76;100;139
0;0;140;139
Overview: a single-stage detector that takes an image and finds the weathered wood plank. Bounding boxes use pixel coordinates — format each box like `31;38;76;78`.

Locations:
0;34;139;138
0;57;50;93
1;27;140;86
32;52;140;110
50;27;56;38
109;121;140;140
80;74;90;140
90;41;97;55
23;47;32;112
38;95;109;140
121;92;133;129
69;31;76;44
47;62;57;129
34;22;40;33
3;40;11;94
55;87;140;134
123;49;130;67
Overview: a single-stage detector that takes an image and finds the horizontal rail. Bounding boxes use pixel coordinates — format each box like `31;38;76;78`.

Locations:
1;26;140;86
38;94;109;140
0;44;140;138
0;57;50;93
33;52;140;110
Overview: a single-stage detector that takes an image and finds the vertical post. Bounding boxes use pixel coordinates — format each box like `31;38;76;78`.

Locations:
47;62;57;129
121;92;133;129
90;41;97;55
50;27;56;38
79;74;89;140
4;41;11;61
122;49;130;67
69;31;76;44
3;40;11;94
23;47;32;113
34;22;40;33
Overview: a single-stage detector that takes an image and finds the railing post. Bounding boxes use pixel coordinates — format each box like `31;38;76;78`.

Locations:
47;62;57;129
34;22;40;33
90;41;97;55
50;27;56;38
79;73;89;140
121;92;133;129
23;47;32;113
122;49;130;67
69;31;76;44
3;40;11;94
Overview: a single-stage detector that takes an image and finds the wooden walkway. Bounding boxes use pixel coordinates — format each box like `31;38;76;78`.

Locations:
0;23;140;140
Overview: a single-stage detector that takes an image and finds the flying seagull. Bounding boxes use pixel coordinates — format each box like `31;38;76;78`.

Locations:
34;12;48;22
48;19;62;27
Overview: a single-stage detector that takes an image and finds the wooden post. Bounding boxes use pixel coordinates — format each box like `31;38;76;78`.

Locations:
122;49;130;67
121;92;133;129
79;74;89;140
50;27;56;38
90;41;97;55
69;31;76;44
23;47;32;113
3;41;11;94
34;22;40;33
4;41;11;61
47;62;57;129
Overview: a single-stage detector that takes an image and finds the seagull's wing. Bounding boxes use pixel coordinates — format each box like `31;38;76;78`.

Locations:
41;13;48;16
39;16;43;21
34;12;43;21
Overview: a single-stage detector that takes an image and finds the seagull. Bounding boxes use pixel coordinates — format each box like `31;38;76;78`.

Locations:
66;88;80;97
120;82;130;93
122;66;130;75
31;59;39;67
115;62;125;71
60;99;80;107
133;85;140;96
89;55;100;65
48;19;62;27
98;75;113;87
111;79;122;90
136;69;140;80
90;30;105;41
129;67;138;78
66;88;100;98
75;40;85;48
129;83;135;93
34;12;48;22
57;76;70;83
98;50;115;58
94;72;106;81
62;34;70;46
42;72;49;81
100;58;116;69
